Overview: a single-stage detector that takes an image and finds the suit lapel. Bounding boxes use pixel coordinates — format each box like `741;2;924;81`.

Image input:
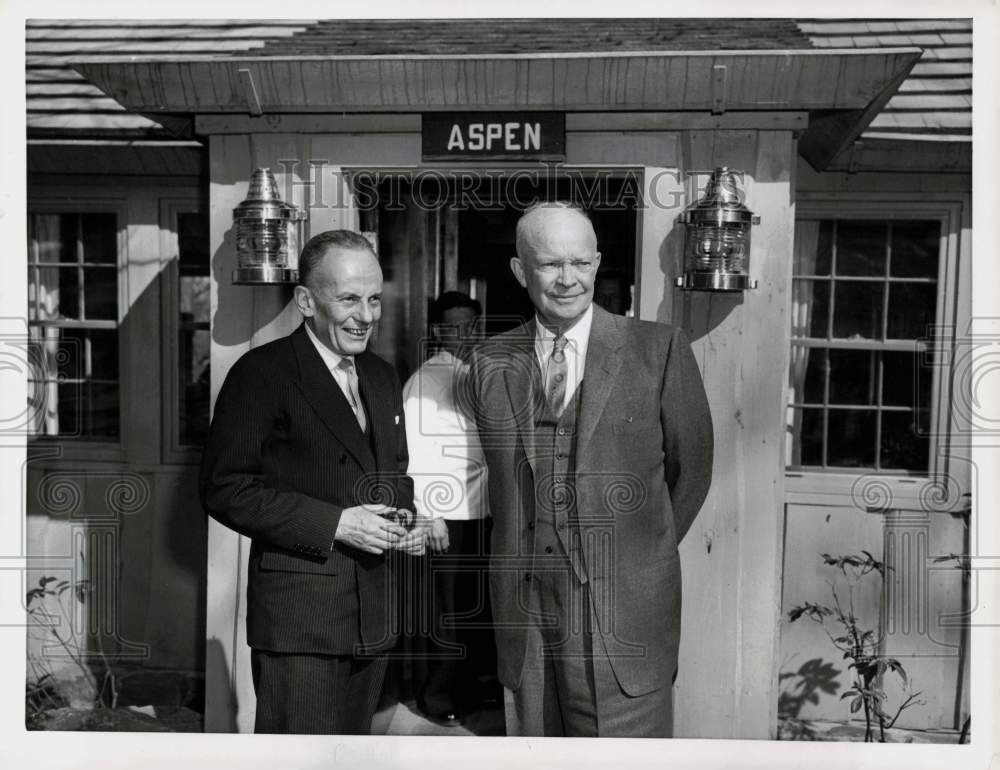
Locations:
356;353;393;475
500;323;543;478
291;325;376;472
578;305;624;449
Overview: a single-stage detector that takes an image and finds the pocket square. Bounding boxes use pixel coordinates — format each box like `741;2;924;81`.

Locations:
394;415;400;425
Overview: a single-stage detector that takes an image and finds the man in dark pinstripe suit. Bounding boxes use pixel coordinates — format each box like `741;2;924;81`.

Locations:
201;230;425;734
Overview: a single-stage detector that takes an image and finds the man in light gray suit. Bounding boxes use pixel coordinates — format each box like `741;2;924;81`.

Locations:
470;202;714;737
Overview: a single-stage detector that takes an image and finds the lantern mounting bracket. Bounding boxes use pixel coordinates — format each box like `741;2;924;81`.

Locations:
238;68;263;117
711;65;727;115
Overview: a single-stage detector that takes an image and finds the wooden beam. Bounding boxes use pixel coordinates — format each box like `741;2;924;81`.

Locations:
566;112;808;132
825;137;972;174
193;111;809;136
799;48;921;171
195;113;422;135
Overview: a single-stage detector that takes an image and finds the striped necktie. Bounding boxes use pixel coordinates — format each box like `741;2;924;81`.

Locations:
338;357;367;433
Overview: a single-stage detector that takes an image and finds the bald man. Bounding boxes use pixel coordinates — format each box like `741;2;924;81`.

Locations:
200;230;424;734
470;203;714;737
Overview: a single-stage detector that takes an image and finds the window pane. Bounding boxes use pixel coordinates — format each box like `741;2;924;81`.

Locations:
881;350;934;409
916;349;936;412
798;407;825;466
30;266;79;320
802;349;826;404
814;220;833;275
30;215;63;263
180;276;210;324
828;349;877;406
880;411;929;472
55;382;82;436
891;221;940;279
791;279;830;338
49;381;120;439
59;216;79;263
90;329;120;381
43;328;118;384
836;221;886;277
833;281;883;339
180;329;211;446
175;209;210;447
794;220;832;276
827;409;877;467
887;283;937;340
80;213;117;262
85;382;120;438
55;330;86;381
83;266;118;321
178;211;210;268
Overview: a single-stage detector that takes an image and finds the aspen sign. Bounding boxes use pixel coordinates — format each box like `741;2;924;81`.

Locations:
422;112;565;161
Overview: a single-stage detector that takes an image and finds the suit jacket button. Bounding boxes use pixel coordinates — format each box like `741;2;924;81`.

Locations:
524;572;532;582
544;546;554;554
527;521;534;530
339;454;347;464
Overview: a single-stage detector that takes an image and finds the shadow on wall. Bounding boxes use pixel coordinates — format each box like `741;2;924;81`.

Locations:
210;223;297;347
203;637;238;732
778;657;843;719
655;224;745;342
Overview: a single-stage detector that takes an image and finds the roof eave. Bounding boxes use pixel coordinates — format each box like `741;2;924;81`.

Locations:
72;48;923;172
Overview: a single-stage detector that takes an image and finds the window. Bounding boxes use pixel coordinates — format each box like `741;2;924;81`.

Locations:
27;212;120;439
787;217;943;474
176;211;211;446
160;200;211;461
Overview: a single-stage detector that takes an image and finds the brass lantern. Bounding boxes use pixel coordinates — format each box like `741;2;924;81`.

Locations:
675;167;759;292
232;167;307;285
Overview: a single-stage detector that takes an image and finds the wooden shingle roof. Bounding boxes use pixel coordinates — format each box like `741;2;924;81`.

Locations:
797;18;971;142
28;18;813;140
31;16;962;160
27;19;312;138
249;18;814;55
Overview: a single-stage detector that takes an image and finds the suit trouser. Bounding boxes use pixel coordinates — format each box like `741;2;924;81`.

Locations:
251;649;388;734
508;566;673;737
411;518;498;715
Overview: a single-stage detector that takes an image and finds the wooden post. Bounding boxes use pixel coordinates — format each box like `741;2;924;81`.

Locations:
638;130;795;738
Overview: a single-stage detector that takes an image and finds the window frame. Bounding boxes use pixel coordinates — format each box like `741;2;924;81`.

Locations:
786;195;964;507
159;197;210;465
26;197;129;463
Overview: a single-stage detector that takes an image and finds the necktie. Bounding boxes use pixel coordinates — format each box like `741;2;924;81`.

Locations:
544;335;569;417
338;358;367;433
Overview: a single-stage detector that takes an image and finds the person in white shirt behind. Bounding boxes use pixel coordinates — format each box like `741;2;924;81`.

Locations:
402;291;497;726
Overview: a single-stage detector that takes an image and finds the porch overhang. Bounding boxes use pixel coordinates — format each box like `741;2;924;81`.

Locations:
73;47;922;171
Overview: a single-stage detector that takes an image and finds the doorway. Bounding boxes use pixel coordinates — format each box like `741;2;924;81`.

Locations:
359;168;639;378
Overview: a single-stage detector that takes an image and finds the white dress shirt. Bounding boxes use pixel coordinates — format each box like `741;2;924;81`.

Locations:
403;349;489;521
304;322;366;426
533;303;593;414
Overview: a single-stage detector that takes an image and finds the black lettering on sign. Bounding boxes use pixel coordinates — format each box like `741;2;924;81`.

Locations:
423;112;565;161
